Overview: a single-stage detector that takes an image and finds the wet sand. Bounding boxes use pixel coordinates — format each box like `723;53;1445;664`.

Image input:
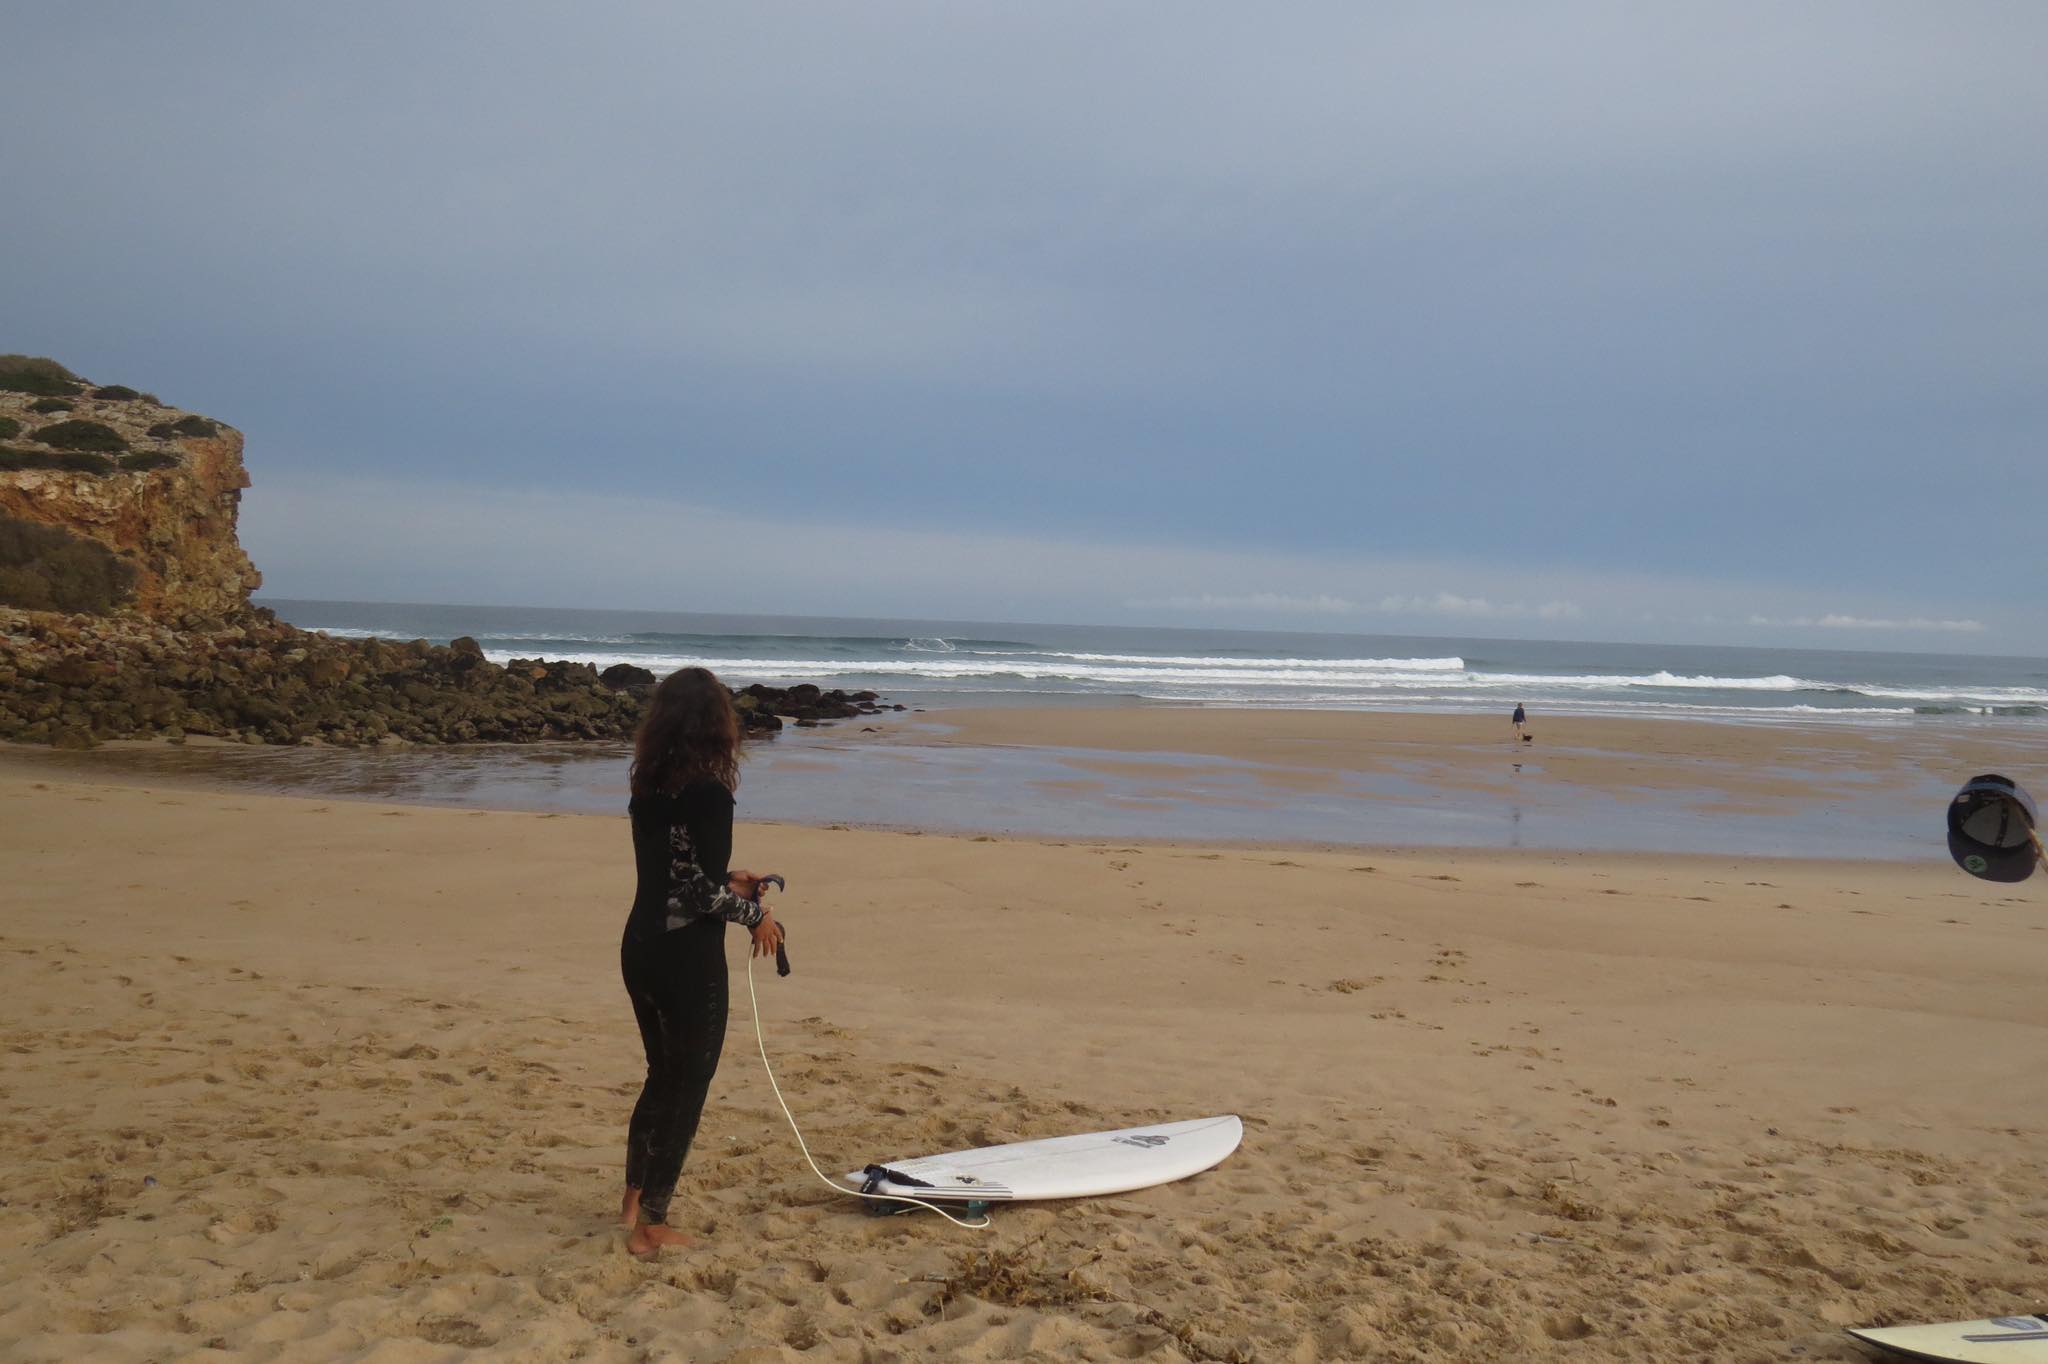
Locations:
916;707;2048;807
7;708;2046;859
4;757;2047;1362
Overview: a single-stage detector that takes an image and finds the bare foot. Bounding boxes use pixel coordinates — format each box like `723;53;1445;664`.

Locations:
619;1186;641;1231
626;1222;698;1258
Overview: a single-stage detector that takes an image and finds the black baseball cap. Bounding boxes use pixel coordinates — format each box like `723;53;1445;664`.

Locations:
1947;774;2039;882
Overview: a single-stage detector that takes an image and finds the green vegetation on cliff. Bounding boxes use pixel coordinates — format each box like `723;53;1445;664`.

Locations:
0;447;118;474
0;512;136;615
147;415;218;439
118;451;182;472
0;355;85;398
29;419;128;453
0;445;181;475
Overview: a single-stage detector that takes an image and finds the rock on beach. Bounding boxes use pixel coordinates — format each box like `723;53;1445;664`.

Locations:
0;606;899;749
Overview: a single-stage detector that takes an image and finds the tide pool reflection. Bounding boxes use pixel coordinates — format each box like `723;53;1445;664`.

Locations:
7;730;1951;860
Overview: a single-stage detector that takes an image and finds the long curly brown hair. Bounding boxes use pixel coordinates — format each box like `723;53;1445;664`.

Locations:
630;667;741;797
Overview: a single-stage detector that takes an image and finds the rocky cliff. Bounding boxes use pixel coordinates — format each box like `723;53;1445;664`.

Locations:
0;357;260;624
0;355;896;749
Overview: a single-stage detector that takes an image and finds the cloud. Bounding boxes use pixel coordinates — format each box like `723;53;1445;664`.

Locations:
237;471;2035;651
7;2;2048;660
1126;592;1356;614
1377;593;1584;622
246;475;1390;623
242;474;1558;625
1815;614;1985;633
1745;613;1986;633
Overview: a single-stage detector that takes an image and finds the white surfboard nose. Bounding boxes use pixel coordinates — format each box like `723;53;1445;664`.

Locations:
1847;1313;2048;1363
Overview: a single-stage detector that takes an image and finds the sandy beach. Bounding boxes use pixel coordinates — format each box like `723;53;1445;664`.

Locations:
4;717;2047;1363
12;3;2048;1357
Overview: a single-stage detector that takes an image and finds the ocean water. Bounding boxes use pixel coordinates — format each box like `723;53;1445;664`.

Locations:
28;598;2033;856
262;599;2048;726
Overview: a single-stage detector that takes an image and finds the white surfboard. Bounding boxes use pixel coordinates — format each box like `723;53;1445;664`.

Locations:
842;1114;1242;1203
1848;1314;2048;1363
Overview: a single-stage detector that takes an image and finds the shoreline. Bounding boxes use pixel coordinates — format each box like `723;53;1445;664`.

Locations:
4;765;2045;1361
0;761;1939;870
7;705;2045;862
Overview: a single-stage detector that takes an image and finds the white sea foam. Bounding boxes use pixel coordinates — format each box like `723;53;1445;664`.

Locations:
470;648;2041;703
261;600;2048;728
1841;683;2048;704
304;625;645;646
318;622;2044;710
1026;652;1468;671
470;646;2048;709
482;652;1478;687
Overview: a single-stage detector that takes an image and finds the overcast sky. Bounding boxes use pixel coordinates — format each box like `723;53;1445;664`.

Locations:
5;3;2044;652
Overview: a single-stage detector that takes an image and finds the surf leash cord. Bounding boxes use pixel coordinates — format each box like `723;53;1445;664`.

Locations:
742;917;992;1231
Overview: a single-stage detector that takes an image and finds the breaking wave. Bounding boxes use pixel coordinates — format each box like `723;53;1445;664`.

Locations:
281;606;2047;724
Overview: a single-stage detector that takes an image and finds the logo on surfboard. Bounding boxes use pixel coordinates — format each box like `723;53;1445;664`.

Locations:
1114;1134;1171;1148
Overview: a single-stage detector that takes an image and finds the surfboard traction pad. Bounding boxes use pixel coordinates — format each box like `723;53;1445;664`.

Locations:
1847;1311;2048;1363
855;1163;992;1218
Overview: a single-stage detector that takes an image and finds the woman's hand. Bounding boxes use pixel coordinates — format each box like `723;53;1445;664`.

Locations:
750;908;785;959
728;869;761;900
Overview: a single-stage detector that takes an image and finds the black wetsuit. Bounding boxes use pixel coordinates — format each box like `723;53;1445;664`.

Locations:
620;781;764;1225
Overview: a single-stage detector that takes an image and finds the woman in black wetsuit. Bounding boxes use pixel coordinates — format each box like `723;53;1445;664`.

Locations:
618;667;783;1258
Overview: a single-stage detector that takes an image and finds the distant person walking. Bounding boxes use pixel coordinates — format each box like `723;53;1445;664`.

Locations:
1511;703;1527;741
